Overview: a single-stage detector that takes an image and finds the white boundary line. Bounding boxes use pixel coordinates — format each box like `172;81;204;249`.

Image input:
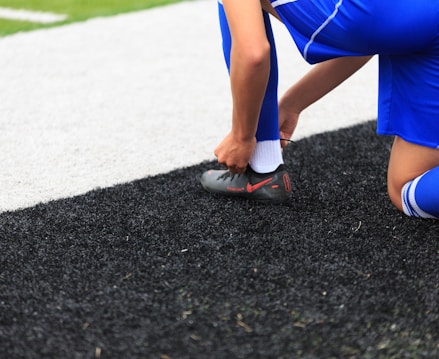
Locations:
0;7;68;24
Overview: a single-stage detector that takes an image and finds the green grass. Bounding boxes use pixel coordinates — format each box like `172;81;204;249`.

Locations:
0;0;184;36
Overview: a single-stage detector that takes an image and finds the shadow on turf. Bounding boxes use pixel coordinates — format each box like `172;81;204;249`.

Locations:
1;120;438;358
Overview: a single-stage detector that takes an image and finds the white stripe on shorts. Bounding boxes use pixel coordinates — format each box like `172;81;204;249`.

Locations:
271;0;298;8
303;0;343;62
221;0;298;7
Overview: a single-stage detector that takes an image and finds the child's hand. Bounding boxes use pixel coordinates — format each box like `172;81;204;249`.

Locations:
214;132;256;173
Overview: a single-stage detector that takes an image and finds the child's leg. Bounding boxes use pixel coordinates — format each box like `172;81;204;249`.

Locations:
388;136;439;218
218;2;282;173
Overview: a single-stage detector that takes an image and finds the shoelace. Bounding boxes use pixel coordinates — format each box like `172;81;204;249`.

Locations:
217;171;242;181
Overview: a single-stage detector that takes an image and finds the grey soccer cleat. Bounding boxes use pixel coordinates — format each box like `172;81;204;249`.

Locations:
200;165;292;204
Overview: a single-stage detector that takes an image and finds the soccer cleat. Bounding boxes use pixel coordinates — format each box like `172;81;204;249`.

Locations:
200;165;292;204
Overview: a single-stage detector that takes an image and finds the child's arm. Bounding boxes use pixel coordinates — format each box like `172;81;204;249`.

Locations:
279;56;373;147
214;0;271;173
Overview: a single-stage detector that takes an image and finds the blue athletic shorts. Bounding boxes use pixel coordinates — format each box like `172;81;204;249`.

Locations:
271;0;439;148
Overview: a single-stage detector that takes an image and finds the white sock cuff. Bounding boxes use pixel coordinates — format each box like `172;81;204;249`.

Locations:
249;140;283;173
401;180;415;216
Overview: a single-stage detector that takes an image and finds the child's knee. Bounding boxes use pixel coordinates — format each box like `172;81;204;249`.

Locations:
387;136;439;218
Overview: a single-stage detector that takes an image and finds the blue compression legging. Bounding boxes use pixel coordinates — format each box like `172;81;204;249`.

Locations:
218;2;280;142
402;167;439;219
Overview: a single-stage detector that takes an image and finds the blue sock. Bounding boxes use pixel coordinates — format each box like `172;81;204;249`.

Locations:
401;167;439;219
218;3;283;173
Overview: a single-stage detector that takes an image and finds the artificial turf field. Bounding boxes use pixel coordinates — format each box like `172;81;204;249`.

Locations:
1;120;438;358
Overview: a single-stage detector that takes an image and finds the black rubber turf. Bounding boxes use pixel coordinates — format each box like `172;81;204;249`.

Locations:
1;121;438;358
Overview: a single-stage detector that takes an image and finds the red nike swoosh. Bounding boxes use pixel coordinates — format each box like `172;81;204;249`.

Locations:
246;178;273;193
